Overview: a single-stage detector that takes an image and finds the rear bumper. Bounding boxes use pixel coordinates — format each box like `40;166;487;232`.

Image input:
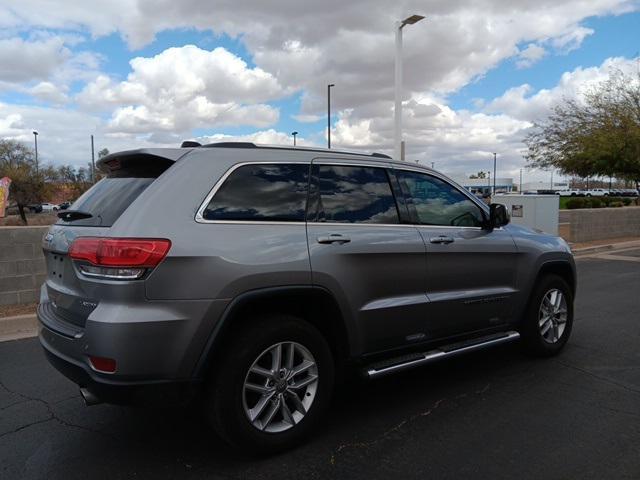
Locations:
39;324;201;405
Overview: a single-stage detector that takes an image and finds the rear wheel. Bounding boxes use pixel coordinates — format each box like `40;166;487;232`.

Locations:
205;315;334;453
521;274;573;357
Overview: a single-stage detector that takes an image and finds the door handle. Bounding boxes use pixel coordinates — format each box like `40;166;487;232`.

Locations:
429;235;454;244
317;234;351;245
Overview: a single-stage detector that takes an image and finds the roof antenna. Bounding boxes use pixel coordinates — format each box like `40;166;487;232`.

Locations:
181;140;202;148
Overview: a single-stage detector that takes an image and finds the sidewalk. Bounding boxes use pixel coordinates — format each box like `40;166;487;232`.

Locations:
570;237;640;256
0;313;38;342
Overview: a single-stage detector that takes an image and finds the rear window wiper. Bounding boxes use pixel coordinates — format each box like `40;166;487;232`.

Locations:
58;210;93;222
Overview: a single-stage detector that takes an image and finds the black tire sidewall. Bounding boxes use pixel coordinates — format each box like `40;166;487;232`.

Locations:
207;316;334;454
521;274;574;356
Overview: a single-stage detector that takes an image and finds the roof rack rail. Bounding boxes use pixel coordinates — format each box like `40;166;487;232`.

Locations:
201;141;392;159
181;140;202;148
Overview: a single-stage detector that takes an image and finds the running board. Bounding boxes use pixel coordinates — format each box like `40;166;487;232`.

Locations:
365;331;520;379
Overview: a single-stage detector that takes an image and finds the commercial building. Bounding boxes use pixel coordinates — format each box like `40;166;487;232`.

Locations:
450;177;514;195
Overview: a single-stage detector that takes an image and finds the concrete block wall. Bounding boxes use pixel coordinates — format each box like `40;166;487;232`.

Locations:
0;226;49;305
561;206;640;243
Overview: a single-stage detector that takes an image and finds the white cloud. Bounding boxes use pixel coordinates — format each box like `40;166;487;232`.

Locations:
0;36;69;83
201;129;311;147
485;56;640;122
551;26;594;52
29;81;69;104
516;44;546;69
77;45;285;133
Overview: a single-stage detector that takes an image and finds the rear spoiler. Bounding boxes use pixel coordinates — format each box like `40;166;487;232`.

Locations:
97;148;191;174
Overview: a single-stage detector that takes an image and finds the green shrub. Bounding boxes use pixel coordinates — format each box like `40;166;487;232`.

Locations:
590;198;602;208
601;196;611;206
566;198;585;209
623;198;632;206
610;201;624;207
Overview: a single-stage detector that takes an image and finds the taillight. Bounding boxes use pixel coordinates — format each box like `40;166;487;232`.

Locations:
69;237;171;280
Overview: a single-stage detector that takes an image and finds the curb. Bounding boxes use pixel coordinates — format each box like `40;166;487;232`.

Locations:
0;313;38;342
572;239;640;257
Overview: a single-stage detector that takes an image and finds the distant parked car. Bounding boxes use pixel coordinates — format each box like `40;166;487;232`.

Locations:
620;189;639;197
57;201;71;210
584;188;607;197
561;189;584;197
41;203;59;212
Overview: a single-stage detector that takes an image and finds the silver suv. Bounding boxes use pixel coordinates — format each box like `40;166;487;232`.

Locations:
38;142;576;453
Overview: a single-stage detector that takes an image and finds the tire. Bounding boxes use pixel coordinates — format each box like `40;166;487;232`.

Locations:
521;274;573;357
205;315;334;454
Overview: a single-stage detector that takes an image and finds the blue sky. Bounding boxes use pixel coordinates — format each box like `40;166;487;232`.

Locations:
0;1;639;179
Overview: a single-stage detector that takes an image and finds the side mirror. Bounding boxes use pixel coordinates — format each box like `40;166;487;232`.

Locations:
487;203;510;230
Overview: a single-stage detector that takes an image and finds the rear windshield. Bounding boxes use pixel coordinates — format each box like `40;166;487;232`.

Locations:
57;157;171;227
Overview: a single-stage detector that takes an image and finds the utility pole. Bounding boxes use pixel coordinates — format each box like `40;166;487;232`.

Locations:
431;161;435;169
90;135;96;183
550;169;554;190
327;84;335;148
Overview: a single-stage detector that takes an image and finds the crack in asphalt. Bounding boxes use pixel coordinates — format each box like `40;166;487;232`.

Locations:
329;382;491;465
552;359;640;396
0;379;120;442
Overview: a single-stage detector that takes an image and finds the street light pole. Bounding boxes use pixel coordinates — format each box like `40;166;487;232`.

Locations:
291;131;298;146
492;152;497;195
520;168;523;194
90;134;96;183
32;131;39;176
394;14;425;161
327;84;335;148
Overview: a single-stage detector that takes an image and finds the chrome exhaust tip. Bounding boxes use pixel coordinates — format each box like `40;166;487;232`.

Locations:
80;387;102;406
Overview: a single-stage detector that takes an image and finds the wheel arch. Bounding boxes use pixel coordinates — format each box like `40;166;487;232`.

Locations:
535;259;576;298
193;286;353;378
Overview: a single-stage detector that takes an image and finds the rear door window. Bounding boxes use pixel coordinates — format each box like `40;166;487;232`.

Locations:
201;163;309;222
59;157;172;227
308;165;400;224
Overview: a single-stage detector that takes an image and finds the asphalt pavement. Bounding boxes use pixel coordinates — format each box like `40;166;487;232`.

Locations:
1;249;640;479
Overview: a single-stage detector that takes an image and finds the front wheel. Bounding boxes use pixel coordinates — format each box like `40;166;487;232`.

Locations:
520;274;574;357
205;316;334;454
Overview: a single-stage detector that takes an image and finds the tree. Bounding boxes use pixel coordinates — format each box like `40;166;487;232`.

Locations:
0;139;46;224
525;70;640;188
469;171;487;179
98;148;109;159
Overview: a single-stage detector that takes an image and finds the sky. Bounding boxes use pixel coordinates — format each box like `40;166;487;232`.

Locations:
0;0;639;182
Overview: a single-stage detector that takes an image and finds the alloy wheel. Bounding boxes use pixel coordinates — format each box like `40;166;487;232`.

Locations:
242;341;319;433
538;289;568;344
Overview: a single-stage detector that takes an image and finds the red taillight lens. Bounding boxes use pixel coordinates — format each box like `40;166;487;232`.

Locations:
69;238;171;268
89;355;116;373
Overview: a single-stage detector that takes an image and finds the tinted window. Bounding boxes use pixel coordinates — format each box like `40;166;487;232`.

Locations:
310;165;399;224
58;158;171;227
203;164;309;221
396;170;485;227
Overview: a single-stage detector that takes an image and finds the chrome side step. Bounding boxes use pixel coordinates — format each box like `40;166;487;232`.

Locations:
366;331;520;379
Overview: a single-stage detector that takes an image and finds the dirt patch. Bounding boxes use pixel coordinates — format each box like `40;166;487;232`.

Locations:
0;303;37;318
0;213;58;226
